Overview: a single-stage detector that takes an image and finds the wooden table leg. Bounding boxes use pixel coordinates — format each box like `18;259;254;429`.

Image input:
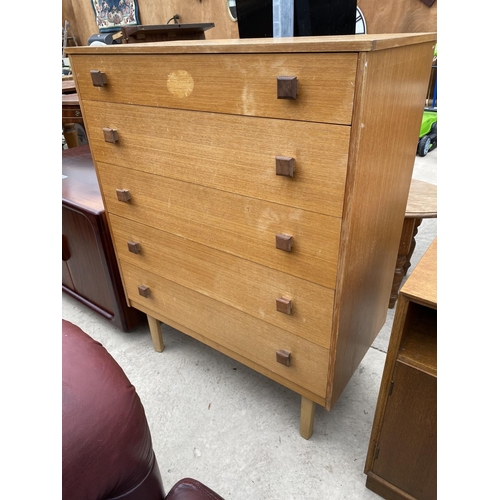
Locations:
63;123;80;148
389;218;415;308
147;315;165;352
300;396;316;439
403;218;422;276
389;217;424;308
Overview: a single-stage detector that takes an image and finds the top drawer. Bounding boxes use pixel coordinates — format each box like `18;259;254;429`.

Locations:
70;52;357;125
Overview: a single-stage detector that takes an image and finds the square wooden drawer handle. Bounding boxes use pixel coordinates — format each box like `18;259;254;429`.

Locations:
276;234;293;252
138;285;150;298
276;349;291;367
90;70;107;87
277;76;298;99
275;156;295;177
276;297;292;315
127;241;141;254
116;189;131;202
103;128;119;143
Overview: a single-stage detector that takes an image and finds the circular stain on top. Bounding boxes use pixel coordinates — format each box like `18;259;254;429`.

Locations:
167;70;194;98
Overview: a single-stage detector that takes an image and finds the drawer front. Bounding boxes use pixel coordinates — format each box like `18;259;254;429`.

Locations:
111;214;334;348
72;52;357;124
99;162;341;289
121;261;329;398
84;101;350;217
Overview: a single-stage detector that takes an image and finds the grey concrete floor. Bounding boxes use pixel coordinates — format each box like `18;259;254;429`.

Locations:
62;149;437;500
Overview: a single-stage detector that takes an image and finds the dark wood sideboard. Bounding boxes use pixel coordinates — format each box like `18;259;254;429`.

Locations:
62;145;144;331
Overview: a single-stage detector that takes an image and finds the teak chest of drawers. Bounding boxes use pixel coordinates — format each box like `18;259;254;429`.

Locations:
67;33;436;438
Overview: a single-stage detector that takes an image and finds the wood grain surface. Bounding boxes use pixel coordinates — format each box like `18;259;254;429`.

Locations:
63;0;435;54
98;162;341;288
364;237;437;492
371;361;436;499
358;0;437;34
326;41;436;410
62;0;239;49
406;178;437;218
66;33;437;56
121;262;330;399
398;306;437;377
72;52;357;124
67;34;437;432
400;237;437;308
83;101;351;216
111;214;335;348
62;145;103;214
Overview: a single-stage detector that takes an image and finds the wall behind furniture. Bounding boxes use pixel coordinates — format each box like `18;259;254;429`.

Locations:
358;0;436;34
62;0;239;47
62;0;436;51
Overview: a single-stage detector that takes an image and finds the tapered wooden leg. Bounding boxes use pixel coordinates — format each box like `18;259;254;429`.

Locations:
147;315;164;352
300;396;316;439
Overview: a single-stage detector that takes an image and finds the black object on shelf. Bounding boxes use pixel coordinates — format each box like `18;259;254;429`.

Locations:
236;0;273;38
88;33;118;45
235;0;357;39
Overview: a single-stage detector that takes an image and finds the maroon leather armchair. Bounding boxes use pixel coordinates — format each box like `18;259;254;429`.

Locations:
62;319;225;500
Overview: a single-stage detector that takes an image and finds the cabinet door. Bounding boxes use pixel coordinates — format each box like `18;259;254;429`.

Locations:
62;207;114;315
373;361;437;500
62;234;74;290
62;262;74;291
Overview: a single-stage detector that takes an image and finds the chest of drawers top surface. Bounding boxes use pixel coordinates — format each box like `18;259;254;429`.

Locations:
65;33;436;55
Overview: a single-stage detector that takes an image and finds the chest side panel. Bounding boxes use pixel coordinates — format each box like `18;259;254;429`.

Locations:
327;42;436;409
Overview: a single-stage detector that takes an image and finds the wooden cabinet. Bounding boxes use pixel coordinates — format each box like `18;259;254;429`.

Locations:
365;238;437;499
62;146;144;332
66;33;436;438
